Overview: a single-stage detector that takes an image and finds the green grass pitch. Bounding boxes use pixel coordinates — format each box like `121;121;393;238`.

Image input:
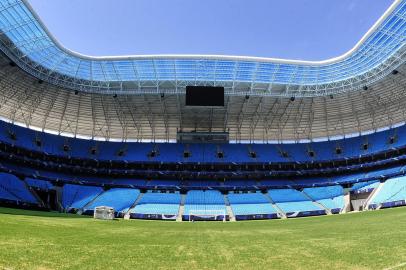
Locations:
0;207;406;270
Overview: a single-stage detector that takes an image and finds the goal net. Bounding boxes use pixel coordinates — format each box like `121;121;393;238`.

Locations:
188;210;226;222
94;206;115;220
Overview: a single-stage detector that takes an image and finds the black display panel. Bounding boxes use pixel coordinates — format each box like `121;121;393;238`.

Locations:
186;86;224;107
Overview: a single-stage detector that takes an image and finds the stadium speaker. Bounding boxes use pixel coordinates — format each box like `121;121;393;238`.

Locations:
8;131;16;141
363;86;368;91
290;96;295;102
392;69;399;75
245;94;250;100
74;90;79;95
63;144;70;152
35;138;42;147
8;61;16;67
149;150;157;158
113;94;117;98
38;79;43;84
160;93;165;98
329;94;334;99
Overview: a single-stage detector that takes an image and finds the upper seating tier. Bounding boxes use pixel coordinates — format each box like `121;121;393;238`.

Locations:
0;119;405;164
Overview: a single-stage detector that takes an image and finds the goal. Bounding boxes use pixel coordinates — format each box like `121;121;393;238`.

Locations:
188;210;226;222
94;206;115;220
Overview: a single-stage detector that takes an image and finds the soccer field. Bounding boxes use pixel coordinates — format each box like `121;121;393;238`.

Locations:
0;207;405;270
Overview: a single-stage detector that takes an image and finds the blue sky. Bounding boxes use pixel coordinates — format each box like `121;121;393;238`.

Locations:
27;0;394;60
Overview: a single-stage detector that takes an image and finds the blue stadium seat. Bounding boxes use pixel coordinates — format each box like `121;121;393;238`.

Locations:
303;186;344;211
131;191;181;215
0;119;406;164
268;188;322;213
370;176;406;206
25;178;53;190
351;181;379;193
184;190;226;215
228;192;276;215
85;188;140;212
62;184;103;210
0;173;37;204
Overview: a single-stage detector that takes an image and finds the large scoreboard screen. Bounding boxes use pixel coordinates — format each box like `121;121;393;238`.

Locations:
185;86;224;107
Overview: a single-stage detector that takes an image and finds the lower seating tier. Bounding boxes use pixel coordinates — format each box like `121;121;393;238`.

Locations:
275;201;324;215
0;173;37;204
369;176;406;208
131;204;180;215
1;169;406;220
231;203;277;215
84;188;140;213
62;184;103;210
303;186;345;212
131;191;181;215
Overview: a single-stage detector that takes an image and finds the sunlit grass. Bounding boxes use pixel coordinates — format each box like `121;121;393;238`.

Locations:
0;207;405;270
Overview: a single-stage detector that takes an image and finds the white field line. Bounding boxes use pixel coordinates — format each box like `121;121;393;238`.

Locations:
383;262;406;270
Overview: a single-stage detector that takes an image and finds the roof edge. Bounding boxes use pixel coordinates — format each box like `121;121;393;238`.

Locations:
22;0;401;66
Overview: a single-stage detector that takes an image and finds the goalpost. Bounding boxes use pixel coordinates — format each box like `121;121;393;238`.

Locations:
94;206;115;220
188;210;226;222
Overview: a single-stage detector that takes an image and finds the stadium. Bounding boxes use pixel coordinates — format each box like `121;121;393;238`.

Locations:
0;0;405;269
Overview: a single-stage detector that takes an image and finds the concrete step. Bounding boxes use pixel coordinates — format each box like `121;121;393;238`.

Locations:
224;194;236;221
226;205;236;222
54;186;64;212
77;190;105;215
22;180;45;208
180;194;186;206
264;193;287;219
176;205;185;222
123;192;145;219
341;189;351;214
364;182;385;210
301;190;332;215
176;194;187;222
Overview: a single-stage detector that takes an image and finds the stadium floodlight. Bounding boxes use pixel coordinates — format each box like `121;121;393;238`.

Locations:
94;206;115;220
188;210;226;222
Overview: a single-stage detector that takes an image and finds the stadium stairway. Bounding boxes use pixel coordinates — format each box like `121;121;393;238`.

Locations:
264;193;287;219
341;189;351;213
301;190;331;215
22;180;44;207
123;192;144;219
364;182;385;210
54;186;64;212
176;194;186;222
223;194;236;222
77;189;106;215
